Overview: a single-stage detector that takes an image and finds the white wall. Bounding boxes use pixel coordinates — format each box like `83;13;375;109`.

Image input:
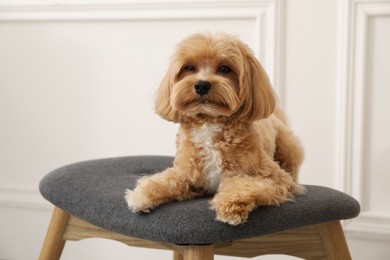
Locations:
1;0;389;259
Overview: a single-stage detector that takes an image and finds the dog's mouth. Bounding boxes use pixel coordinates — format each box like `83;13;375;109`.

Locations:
181;98;231;116
184;97;228;108
203;101;230;111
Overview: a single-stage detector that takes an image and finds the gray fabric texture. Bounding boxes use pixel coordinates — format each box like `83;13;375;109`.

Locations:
39;156;360;244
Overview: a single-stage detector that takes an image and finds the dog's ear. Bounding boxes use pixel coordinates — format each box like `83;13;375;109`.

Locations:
238;48;276;121
155;63;180;122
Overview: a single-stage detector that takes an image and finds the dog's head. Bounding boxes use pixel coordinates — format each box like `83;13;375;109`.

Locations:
155;33;276;123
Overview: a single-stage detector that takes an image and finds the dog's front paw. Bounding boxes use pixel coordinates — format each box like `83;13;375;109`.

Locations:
210;198;255;226
124;189;153;213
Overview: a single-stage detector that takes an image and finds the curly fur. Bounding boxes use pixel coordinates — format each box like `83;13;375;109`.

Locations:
125;33;305;225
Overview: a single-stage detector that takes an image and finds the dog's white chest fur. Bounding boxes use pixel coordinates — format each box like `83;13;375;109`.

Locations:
191;123;223;193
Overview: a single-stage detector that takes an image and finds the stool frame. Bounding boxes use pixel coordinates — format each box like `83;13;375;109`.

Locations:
39;207;352;260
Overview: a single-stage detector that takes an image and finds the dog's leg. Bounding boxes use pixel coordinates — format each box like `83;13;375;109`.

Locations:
210;162;304;225
210;175;258;225
274;124;304;181
125;167;202;213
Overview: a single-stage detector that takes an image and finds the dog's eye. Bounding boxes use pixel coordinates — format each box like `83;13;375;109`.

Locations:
218;66;231;74
183;66;196;72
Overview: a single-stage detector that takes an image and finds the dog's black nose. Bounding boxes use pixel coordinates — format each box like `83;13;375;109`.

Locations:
194;80;211;96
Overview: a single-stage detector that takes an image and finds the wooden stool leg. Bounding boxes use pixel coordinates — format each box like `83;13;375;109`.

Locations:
173;250;184;260
318;221;352;260
39;207;70;260
183;245;214;260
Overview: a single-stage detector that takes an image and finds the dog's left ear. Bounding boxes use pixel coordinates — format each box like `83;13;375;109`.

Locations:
238;48;276;122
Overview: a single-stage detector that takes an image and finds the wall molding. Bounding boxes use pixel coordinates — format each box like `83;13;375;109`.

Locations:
0;0;284;101
0;186;52;210
336;0;390;240
0;1;274;21
345;213;390;241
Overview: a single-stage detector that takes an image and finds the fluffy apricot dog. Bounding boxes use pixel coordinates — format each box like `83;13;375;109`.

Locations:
125;33;305;225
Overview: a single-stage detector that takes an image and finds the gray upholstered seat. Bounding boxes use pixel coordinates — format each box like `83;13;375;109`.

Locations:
39;156;360;245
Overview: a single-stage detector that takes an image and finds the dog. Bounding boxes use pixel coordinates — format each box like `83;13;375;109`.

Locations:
125;33;305;225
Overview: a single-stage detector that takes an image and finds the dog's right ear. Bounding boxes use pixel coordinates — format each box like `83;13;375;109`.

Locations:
155;63;180;122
